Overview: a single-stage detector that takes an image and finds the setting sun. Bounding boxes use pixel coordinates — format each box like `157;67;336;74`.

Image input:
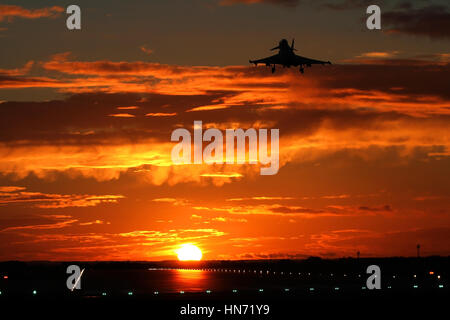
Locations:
176;244;203;261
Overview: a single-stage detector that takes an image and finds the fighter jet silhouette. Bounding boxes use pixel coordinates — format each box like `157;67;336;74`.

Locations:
249;39;331;74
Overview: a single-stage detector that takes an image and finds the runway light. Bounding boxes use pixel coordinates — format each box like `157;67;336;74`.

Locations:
388;286;392;289
284;288;290;292
438;285;444;288
206;290;211;294
309;288;315;291
413;285;418;289
3;276;8;279
232;289;238;293
102;292;107;296
128;291;133;296
154;291;159;295
429;271;434;275
180;291;185;294
413;274;416;278
32;290;37;295
259;289;264;292
437;275;441;279
362;286;366;289
334;287;339;291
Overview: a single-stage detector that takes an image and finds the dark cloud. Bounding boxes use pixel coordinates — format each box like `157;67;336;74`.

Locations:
321;0;375;11
313;62;450;100
220;0;301;7
384;5;450;39
358;205;392;212
1;58;450;146
271;205;325;214
0;91;441;146
0;92;227;144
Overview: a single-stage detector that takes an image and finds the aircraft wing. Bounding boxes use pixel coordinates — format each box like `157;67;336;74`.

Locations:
249;54;281;65
294;55;331;65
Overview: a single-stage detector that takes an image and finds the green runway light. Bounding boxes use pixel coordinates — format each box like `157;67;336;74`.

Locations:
334;287;339;291
206;290;211;293
32;290;37;295
284;288;290;292
309;287;315;291
180;291;185;294
413;285;418;288
258;288;264;292
128;291;133;296
102;292;107;296
154;291;159;295
438;285;444;288
362;286;366;289
232;289;238;293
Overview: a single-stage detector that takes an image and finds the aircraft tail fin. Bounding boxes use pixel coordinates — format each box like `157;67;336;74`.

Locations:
291;38;297;52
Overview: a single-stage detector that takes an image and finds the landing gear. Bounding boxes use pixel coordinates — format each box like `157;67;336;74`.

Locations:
272;65;276;73
299;67;304;74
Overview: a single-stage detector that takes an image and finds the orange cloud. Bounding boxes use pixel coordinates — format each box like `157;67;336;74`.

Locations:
145;112;177;117
227;196;296;201
1;216;78;232
108;113;135;118
0;5;64;22
140;45;154;55
117;106;139;110
192;203;388;218
0;61;33;76
200;172;243;178
0;54;440;118
0;186;26;192
355;51;400;59
0;186;124;208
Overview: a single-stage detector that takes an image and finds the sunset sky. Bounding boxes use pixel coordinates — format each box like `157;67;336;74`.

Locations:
0;0;449;260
